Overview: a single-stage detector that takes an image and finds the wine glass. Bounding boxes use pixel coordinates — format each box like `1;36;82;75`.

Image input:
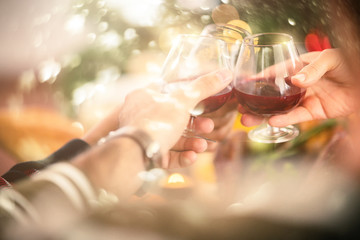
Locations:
161;34;232;142
234;33;306;143
201;23;251;69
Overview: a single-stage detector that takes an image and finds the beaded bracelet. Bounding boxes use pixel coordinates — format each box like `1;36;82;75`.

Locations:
45;163;119;208
32;171;86;211
0;187;41;225
0;163;120;226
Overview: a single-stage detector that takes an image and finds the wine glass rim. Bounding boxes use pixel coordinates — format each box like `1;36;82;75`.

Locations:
173;34;229;47
175;33;226;41
243;32;294;46
209;23;252;37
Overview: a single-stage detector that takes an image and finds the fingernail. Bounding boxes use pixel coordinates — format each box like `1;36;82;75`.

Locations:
293;73;306;82
216;70;233;83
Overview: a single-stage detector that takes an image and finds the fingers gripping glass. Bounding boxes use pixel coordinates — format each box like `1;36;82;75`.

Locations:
161;35;233;142
234;33;306;143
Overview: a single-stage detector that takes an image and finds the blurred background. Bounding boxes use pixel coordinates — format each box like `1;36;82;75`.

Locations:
0;0;338;179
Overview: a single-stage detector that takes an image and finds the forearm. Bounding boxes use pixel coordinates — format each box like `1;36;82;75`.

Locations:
72;137;146;199
81;106;121;145
0;136;146;231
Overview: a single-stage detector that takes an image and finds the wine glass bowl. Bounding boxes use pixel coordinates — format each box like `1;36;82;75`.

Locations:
201;23;251;69
234;33;305;143
191;87;233;116
234;76;305;116
161;34;232;141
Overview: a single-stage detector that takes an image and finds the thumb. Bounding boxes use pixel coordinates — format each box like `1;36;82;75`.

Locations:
291;49;336;88
188;69;233;104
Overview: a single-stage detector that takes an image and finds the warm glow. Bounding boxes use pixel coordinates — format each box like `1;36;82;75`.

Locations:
168;173;185;184
163;173;193;189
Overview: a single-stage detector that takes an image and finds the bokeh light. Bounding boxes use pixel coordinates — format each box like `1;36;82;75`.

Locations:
105;0;164;27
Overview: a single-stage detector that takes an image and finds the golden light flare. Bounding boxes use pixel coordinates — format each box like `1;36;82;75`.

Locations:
164;173;193;188
211;4;239;24
168;173;185;184
224;19;252;41
158;27;184;51
227;19;252;34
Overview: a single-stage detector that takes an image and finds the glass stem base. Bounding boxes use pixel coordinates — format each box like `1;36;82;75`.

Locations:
248;123;299;143
182;115;216;143
182;129;217;143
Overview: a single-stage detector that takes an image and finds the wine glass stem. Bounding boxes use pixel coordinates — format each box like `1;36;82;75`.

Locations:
262;117;278;135
183;115;216;143
187;115;196;133
266;123;280;135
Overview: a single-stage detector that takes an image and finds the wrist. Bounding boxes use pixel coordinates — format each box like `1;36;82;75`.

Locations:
99;126;162;170
73;137;145;198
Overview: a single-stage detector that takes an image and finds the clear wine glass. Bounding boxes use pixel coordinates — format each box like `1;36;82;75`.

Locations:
234;33;306;143
201;23;251;69
161;34;232;142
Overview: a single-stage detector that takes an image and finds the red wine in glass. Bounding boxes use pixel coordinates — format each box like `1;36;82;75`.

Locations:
233;77;305;116
164;77;233;116
191;86;233;116
234;33;305;143
161;34;232;142
164;81;232;142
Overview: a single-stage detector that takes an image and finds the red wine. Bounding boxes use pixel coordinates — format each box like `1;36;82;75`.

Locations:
234;77;305;115
192;89;232;115
165;81;232;116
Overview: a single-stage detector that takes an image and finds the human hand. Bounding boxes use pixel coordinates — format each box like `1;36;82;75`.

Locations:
117;69;233;167
240;49;358;127
200;96;238;151
83;107;216;168
81;96;223;168
164;116;214;168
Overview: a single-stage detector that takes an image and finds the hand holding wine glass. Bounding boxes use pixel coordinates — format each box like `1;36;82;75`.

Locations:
198;24;251;147
161;34;233;142
234;33;306;143
239;49;358;129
